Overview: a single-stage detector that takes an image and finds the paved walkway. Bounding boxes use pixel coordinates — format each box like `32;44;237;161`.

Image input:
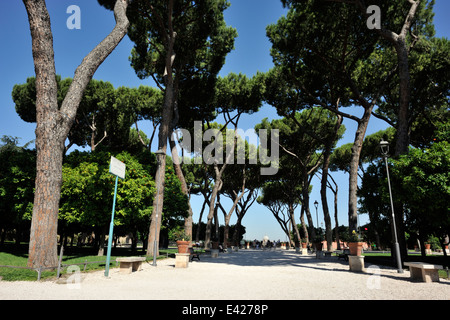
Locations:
0;249;449;300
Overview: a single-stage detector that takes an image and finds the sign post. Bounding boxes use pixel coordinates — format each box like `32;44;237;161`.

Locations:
105;156;126;277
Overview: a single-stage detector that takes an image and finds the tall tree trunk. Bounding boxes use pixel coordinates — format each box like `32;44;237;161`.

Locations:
300;206;309;244
352;0;419;157
24;0;129;269
348;107;373;233
302;171;316;241
393;40;411;156
204;121;239;249
329;175;340;250
232;214;244;246
195;197;208;242
269;206;291;243
146;89;173;257
321;171;333;251
169;133;194;242
205;173;223;249
146;22;177;257
289;202;301;247
321;115;342;251
24;0;62;270
232;189;257;245
222;170;247;248
218;203;231;248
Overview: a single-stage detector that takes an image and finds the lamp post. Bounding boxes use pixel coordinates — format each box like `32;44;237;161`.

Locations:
314;200;319;231
380;140;403;273
152;149;165;267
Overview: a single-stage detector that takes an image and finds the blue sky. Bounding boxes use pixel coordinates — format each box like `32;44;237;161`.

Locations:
0;0;449;241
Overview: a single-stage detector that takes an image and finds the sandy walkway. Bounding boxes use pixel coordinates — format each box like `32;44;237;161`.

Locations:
0;249;449;300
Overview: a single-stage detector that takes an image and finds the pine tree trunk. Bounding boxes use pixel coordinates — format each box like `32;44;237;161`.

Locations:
204;175;222;249
333;189;340;250
394;40;411;156
23;0;129;269
146;76;174;257
321;146;333;251
300;207;309;244
348;107;373;233
169;134;194;242
289;203;301;246
302;172;316;241
24;0;65;269
28;137;63;268
147;21;177;257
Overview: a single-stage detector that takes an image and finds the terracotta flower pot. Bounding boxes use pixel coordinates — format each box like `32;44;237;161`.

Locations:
302;243;307;249
176;240;190;253
349;242;363;256
425;243;431;250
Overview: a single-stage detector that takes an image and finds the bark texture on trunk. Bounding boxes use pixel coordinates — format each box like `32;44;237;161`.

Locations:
24;0;129;268
170;133;194;243
348;106;373;232
147;28;177;257
356;0;420;154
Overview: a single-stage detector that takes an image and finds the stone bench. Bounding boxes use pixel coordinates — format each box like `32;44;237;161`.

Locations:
404;262;443;283
116;257;146;274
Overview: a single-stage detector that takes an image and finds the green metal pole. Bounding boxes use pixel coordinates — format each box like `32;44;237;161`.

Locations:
105;175;119;277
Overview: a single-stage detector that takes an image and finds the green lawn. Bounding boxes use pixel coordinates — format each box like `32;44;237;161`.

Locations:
2;244;447;281
362;251;449;279
0;243;171;281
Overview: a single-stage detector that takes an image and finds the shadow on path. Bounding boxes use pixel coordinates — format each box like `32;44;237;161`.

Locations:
199;249;349;272
197;249;440;284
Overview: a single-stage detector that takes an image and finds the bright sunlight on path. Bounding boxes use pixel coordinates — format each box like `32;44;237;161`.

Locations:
1;249;449;300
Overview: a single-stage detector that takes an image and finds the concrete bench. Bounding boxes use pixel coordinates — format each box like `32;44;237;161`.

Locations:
116;257;146;274
404;262;443;283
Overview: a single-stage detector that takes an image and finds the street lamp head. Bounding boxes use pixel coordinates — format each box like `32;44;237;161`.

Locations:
314;200;318;209
379;140;390;156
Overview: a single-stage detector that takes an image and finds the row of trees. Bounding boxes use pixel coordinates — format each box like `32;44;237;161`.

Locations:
261;0;449;259
6;0;448;269
0;135;251;253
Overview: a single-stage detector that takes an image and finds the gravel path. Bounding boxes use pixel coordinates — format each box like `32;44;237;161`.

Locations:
1;249;449;300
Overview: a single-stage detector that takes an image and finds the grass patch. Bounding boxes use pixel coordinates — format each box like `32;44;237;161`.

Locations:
0;251;121;281
363;251;449;279
0;243;166;281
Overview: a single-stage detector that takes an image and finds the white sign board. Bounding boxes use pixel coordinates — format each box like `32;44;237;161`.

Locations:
109;156;126;179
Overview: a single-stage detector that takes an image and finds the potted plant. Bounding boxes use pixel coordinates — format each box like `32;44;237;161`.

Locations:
170;229;191;254
301;239;307;249
348;230;363;256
